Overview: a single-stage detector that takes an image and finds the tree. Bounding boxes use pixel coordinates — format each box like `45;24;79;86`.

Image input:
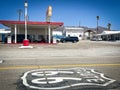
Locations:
17;9;22;21
96;16;100;33
96;16;99;20
107;23;111;31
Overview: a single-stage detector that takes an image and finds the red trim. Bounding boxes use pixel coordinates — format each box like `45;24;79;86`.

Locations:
0;20;63;26
5;42;57;45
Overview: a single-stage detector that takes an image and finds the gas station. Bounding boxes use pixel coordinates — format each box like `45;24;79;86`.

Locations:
0;4;63;46
0;20;63;44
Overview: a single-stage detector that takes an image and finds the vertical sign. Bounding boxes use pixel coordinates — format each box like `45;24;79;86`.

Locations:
46;6;52;22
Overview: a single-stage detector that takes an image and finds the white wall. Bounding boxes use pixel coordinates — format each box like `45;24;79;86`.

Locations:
66;31;84;40
52;31;62;36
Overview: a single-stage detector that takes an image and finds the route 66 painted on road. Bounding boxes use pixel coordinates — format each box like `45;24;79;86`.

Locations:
21;68;116;90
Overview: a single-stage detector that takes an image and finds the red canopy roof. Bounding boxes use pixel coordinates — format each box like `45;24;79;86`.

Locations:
0;20;64;30
0;20;63;26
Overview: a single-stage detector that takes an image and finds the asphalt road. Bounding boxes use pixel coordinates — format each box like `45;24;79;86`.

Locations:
0;41;120;90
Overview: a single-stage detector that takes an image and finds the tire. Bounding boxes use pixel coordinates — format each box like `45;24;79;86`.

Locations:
56;40;59;43
73;40;77;43
62;40;66;43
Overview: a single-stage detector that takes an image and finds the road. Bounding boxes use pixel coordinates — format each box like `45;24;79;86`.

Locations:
0;41;120;90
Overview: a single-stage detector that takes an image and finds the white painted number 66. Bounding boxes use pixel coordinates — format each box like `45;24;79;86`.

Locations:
31;71;82;84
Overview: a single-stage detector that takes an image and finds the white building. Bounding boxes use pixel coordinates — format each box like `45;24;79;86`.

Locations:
62;26;97;40
52;26;63;36
63;26;84;40
96;31;120;41
53;26;97;40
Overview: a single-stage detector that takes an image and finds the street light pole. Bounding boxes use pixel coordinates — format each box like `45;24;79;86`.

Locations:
24;1;28;40
19;0;33;48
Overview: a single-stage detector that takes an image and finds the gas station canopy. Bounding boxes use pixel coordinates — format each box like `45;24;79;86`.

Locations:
0;20;63;44
0;20;63;29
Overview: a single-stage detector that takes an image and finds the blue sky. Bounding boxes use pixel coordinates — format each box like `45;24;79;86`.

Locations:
0;0;120;30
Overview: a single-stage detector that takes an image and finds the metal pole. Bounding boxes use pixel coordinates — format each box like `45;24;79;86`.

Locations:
25;1;28;40
48;24;51;44
97;19;98;34
15;24;17;43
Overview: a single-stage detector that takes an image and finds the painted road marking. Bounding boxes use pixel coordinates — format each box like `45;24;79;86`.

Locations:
21;68;116;90
0;63;120;70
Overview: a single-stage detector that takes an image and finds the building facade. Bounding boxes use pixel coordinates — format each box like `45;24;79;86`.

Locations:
53;26;97;40
96;31;120;41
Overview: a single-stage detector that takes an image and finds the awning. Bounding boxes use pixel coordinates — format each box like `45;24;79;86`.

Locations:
0;29;11;34
96;31;120;36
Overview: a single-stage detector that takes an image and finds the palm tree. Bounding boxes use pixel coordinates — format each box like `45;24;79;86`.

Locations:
17;9;22;21
107;23;111;31
96;16;99;34
96;16;99;20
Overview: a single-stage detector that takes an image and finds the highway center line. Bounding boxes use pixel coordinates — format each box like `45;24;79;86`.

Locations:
0;63;120;70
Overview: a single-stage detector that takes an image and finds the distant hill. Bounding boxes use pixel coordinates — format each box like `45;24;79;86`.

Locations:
80;26;109;34
54;26;115;34
97;26;108;33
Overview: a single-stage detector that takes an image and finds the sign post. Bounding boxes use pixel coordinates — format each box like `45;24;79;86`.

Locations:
46;6;52;44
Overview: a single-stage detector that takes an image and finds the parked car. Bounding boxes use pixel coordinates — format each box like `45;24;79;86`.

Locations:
53;35;65;43
91;36;102;41
60;36;79;43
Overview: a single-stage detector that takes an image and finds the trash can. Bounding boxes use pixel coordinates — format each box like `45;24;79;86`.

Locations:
7;35;11;44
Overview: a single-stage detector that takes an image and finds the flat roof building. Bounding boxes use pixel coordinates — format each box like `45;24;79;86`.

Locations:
96;31;120;41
